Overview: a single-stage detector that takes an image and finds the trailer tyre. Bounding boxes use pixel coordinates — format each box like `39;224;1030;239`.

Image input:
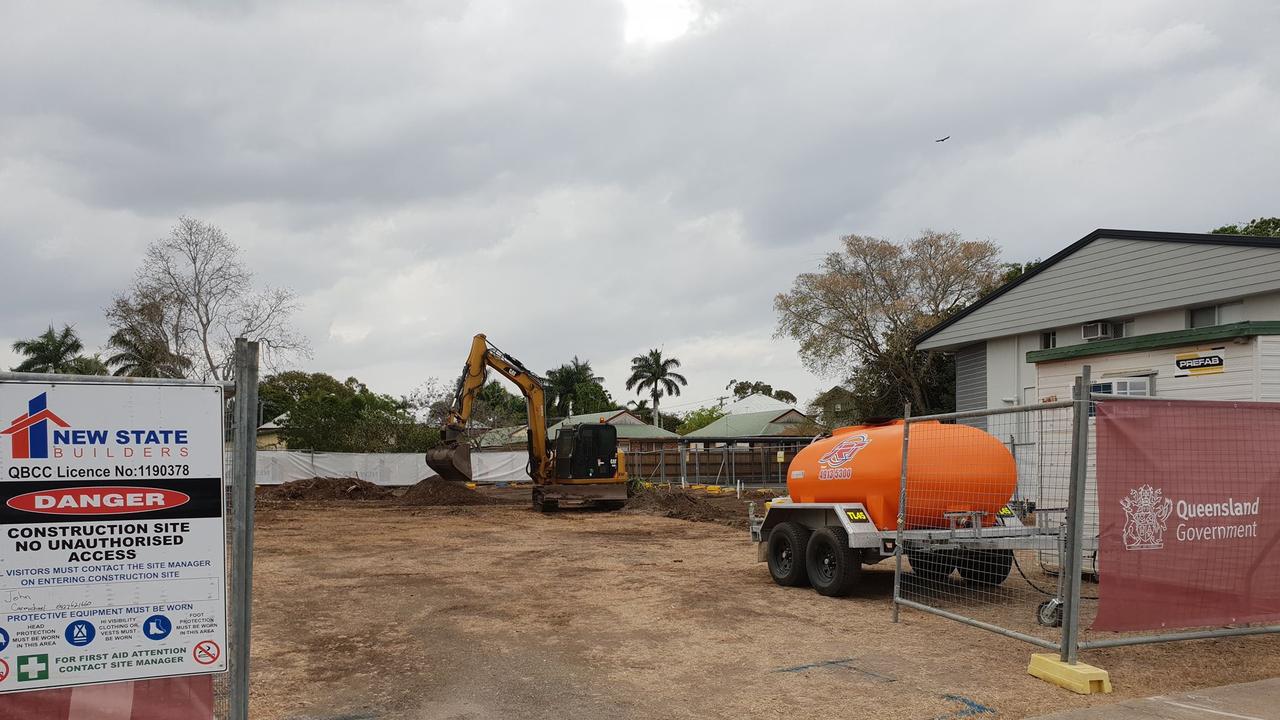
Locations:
909;551;956;584
766;522;811;587
957;549;1014;586
805;526;862;597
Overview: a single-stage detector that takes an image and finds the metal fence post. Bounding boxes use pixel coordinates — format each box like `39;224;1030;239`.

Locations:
1060;365;1091;664
892;402;912;623
229;339;260;720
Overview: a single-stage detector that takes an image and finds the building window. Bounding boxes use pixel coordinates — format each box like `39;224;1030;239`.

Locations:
1040;331;1057;349
1189;301;1243;329
1110;320;1134;338
1088;376;1152;416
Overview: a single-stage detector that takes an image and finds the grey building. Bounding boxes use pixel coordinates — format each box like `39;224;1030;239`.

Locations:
917;229;1280;411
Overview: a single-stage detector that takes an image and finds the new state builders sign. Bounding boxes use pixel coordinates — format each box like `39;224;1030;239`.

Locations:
0;381;228;692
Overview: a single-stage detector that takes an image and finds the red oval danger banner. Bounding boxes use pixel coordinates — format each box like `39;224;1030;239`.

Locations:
6;486;190;515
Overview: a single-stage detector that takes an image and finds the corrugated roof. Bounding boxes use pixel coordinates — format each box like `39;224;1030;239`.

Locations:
723;394;793;415
547;413;678;438
683;409;811;438
914;228;1280;349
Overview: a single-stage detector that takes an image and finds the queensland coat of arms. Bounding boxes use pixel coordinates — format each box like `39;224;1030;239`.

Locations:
1120;485;1174;550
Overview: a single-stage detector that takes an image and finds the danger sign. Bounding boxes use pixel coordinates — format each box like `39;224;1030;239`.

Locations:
0;381;229;693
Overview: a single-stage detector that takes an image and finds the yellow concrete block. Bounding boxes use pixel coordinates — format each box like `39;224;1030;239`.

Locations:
705;486;722;494
1027;653;1112;695
465;482;477;489
689;484;706;490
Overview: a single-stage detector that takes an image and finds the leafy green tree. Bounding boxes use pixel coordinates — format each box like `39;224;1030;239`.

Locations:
476;380;527;422
724;379;797;404
66;355;109;376
1212;217;1280;237
105;299;192;378
259;371;345;423
775;230;1000;415
545;357;605;417
11;324;105;375
676;406;725;434
571;381;615;416
625;349;688;426
264;372;438;452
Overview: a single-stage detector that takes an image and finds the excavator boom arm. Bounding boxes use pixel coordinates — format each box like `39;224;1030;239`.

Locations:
430;334;550;482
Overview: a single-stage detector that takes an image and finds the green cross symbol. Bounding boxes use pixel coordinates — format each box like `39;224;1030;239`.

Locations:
17;654;49;682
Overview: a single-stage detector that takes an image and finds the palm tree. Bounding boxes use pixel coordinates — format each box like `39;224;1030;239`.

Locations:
11;325;86;373
625;349;688;426
105;324;192;378
545;357;604;417
625;399;652;424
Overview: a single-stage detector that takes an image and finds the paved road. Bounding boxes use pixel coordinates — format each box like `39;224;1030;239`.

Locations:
1029;677;1280;719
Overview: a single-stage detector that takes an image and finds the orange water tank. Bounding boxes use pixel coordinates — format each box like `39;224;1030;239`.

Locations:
786;420;1016;531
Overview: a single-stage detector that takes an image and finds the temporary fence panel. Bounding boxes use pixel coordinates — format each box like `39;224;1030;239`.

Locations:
892;400;1080;650
893;372;1280;663
1080;395;1280;649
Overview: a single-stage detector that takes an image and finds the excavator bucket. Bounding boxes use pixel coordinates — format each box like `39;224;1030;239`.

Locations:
426;443;473;483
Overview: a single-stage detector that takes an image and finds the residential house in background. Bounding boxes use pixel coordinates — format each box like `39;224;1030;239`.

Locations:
480;409;677;452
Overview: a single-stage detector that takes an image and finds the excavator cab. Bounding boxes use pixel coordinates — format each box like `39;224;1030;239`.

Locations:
553;424;619;480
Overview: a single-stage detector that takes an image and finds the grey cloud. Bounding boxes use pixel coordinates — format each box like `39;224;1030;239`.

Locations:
2;0;1279;404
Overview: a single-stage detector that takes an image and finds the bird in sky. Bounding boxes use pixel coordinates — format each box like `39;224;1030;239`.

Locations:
935;135;950;142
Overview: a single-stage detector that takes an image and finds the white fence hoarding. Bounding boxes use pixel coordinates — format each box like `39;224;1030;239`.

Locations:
249;450;531;486
0;381;228;693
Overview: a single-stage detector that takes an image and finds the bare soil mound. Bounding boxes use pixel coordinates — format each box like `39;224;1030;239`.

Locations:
258;477;393;502
397;479;504;506
622;488;749;528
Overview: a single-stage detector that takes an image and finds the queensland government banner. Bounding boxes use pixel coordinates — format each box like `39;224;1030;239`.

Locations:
1094;398;1280;631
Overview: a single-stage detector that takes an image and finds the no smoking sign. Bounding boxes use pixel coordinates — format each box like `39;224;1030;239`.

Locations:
193;640;221;666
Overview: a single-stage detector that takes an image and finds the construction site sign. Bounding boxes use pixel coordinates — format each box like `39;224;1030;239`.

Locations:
0;381;228;693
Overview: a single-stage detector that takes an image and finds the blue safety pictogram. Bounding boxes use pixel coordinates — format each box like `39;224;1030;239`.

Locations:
142;615;172;641
65;620;96;647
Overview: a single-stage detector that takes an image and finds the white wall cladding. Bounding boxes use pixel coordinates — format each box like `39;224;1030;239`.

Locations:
920;237;1280;349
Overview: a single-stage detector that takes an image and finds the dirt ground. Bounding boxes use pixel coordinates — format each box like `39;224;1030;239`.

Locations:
249;491;1280;720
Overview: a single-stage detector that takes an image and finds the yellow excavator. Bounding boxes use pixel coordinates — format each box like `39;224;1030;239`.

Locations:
425;333;629;511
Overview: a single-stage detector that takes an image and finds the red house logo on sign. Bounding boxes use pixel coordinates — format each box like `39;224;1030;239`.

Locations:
1;393;69;460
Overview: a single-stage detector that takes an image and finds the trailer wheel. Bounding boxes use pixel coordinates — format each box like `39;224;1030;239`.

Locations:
766;522;811;587
908;551;956;584
957;549;1014;586
805;527;862;597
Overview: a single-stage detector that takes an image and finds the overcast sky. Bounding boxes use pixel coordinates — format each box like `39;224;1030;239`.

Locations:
2;0;1278;412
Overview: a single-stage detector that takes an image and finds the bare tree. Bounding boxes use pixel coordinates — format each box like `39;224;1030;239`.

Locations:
116;217;308;380
774;230;1001;414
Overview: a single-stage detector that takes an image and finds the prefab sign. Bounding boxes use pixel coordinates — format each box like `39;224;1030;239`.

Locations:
0;381;227;693
1173;347;1226;377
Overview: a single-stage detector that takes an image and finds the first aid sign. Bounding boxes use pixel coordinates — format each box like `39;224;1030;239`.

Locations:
0;381;228;693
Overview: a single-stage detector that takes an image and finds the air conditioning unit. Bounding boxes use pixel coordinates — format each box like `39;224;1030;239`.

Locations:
1081;322;1112;341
